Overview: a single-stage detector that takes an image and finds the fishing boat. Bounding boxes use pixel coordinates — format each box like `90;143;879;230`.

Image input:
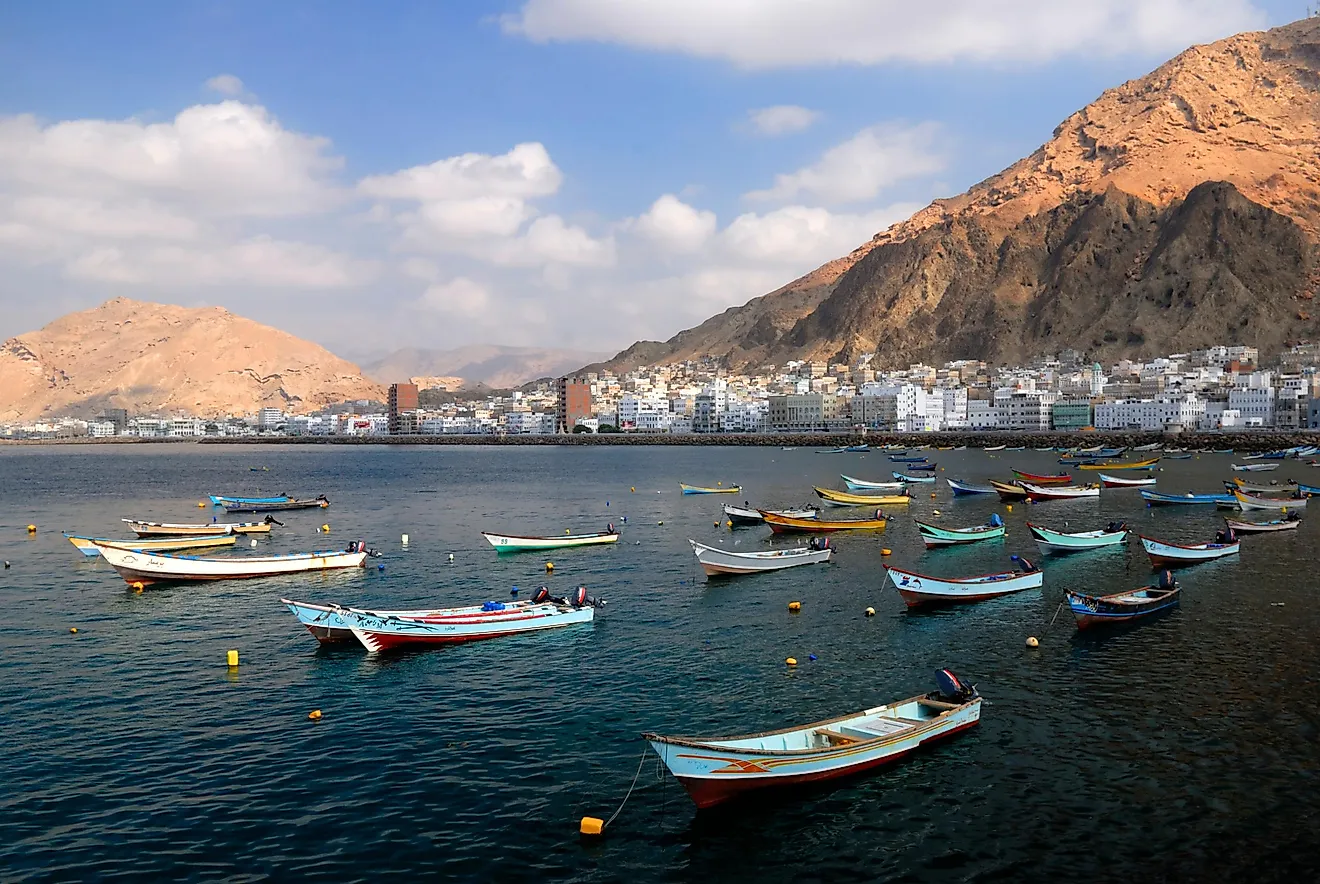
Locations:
1010;469;1073;486
889;455;930;463
65;533;239;557
723;504;818;526
680;483;742;495
905;462;937;471
1066;576;1180;630
841;475;906;492
1139;534;1239;568
1099;473;1157;488
1232;463;1279;472
989;480;1029;502
1027;521;1128;553
1213;449;1235;455
1140;490;1236;506
1005;446;1026;451
885;557;1042;607
1075;458;1160;471
814;487;910;507
914;515;1004;548
1162;453;1193;460
1224;514;1302;533
283;588;601;650
983;445;1006;452
1133;443;1163;452
1019;482;1101;502
892;471;936;484
1298;482;1320;496
482;528;621;553
223;495;330;513
690;538;833;576
1232;477;1298;492
208;494;290;506
845;444;870;453
643;669;981;809
946;478;996;495
122;517;279;537
761;510;887;534
1233;490;1307;511
93;542;370;586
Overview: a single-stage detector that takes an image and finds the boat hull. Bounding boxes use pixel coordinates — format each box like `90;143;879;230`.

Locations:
885;566;1042;607
1067;588;1180;629
283;599;593;649
892;472;936;484
1233;490;1307;512
1027;523;1127;553
914;520;1004;548
946;479;996;495
814;487;909;507
680;484;742;495
124;519;272;537
989;480;1028;502
691;540;831;576
223;498;328;513
1020;482;1100;502
1011;470;1072;486
1139;536;1239;569
762;511;886;533
1099;473;1157;488
95;546;367;586
66;534;240;557
209;495;290;506
481;531;620;553
841;475;906;492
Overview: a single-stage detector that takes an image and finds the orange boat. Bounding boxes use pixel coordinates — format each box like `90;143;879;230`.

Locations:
760;510;887;533
1011;469;1072;486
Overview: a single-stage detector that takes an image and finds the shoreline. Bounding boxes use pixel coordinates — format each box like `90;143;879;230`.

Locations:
3;431;1320;452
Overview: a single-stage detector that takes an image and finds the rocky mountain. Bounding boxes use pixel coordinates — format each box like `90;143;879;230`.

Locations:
363;345;608;389
0;298;384;422
598;17;1320;371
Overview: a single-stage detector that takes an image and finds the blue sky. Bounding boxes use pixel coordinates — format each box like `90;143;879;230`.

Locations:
0;1;1303;360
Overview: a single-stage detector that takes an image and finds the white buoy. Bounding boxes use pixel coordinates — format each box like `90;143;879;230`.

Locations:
401;534;410;545
250;539;258;548
448;553;454;563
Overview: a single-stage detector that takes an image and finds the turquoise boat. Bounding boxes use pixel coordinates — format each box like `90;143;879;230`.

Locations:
915;515;1005;548
209;494;290;506
1140;490;1236;506
1027;521;1128;553
893;471;936;484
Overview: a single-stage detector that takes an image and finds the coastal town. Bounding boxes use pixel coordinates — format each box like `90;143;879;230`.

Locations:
8;342;1320;440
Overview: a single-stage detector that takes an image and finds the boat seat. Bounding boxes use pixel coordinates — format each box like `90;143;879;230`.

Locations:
917;698;960;711
815;729;858;746
839;718;913;740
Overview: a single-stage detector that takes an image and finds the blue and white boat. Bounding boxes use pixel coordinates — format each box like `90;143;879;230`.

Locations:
889;455;930;463
208;494;291;506
893;471;936;484
1067;576;1180;629
1141;490;1237;506
1028;521;1128;553
841;474;906;492
946;478;996;495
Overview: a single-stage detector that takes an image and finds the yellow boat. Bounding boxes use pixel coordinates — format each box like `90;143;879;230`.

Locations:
1075;458;1161;471
813;487;911;506
762;510;888;533
679;483;742;495
65;533;239;557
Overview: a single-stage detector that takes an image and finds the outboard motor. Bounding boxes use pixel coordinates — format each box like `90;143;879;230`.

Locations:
263;515;286;527
932;669;978;703
1286;511;1302;522
1215;526;1237;544
1156;569;1176;590
1011;555;1038;574
809;536;830;551
1105;521;1128;533
532;587;551;604
568;586;606;608
606;522;616;535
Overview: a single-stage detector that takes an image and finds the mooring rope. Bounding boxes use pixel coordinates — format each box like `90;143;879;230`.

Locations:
605;746;651;830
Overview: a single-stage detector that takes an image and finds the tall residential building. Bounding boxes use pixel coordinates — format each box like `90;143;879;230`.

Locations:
388;383;419;434
556;376;593;433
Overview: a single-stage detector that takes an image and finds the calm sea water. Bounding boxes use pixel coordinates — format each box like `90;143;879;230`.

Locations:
2;444;1319;883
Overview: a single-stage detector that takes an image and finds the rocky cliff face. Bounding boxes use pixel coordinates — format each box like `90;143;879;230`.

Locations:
599;17;1320;371
0;298;384;421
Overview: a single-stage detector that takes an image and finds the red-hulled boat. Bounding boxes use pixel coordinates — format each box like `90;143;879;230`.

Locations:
1011;469;1073;486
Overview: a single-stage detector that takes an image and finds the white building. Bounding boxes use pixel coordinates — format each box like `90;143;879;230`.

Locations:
940;387;968;429
1227;386;1275;427
995;390;1056;431
1093;395;1206;431
257;407;284;430
967;399;997;429
87;421;116;437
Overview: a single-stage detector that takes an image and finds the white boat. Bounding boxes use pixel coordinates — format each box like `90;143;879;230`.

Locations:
1027;521;1128;553
1139;535;1239;568
1133;443;1163;452
123;518;276;537
644;670;982;808
65;533;239;557
1224;515;1301;534
983;445;1006;451
1019;482;1101;502
1232;490;1307;512
723;503;818;526
689;539;832;576
1232;463;1279;472
283;591;600;651
884;559;1043;607
93;543;369;586
481;529;620;553
840;475;906;492
1098;473;1157;488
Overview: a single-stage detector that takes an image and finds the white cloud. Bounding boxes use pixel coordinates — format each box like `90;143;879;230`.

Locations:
63;238;372;288
720;203;919;264
205;74;245;96
417;277;491;318
632;194;716;252
520;215;616;267
503;0;1266;67
359;143;561;202
746;123;945;205
747;105;819;136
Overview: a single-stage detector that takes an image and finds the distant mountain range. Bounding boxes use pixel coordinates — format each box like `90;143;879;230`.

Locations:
0;298;384;422
594;18;1320;373
361;345;609;389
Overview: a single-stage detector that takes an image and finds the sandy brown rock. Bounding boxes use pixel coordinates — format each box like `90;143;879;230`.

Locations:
0;298;384;421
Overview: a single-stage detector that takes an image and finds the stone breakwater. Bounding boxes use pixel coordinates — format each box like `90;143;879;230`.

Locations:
180;432;1320;452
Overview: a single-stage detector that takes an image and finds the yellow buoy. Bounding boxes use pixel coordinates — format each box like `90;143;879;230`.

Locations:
580;816;604;836
226;650;239;667
726;520;733;528
881;548;892;556
1026;636;1040;648
930;492;937;498
630;487;635;493
321;524;330;532
786;657;798;666
658;520;663;525
865;606;876;617
69;627;78;634
1006;504;1013;512
717;481;722;486
788;600;802;612
546;562;554;572
933;510;941;516
714;521;720;527
131;581;145;591
198;501;206;508
566;529;571;535
26;524;36;533
308;709;323;721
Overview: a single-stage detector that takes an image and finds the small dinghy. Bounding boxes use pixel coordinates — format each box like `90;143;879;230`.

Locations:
1232;463;1279;472
762;510;887;534
1223;514;1302;534
208;494;290;506
1133;443;1163;452
723;503;818;526
915;514;1005;548
841;475;907;492
1067;572;1180;630
1230;478;1298;493
983;445;1006;451
482;526;620;553
65;533;239;557
946;478;996;495
1233;489;1307;511
1075;458;1160;471
889;455;930;463
94;541;371;586
680;483;742;495
1020;482;1101;502
690;538;832;576
1099;473;1157;488
814;487;910;507
892;471;936;484
885;557;1042;607
1139;530;1240;568
1011;469;1072;486
283;587;602;650
643;670;982;809
1028;521;1128;553
223;495;329;513
123;516;280;537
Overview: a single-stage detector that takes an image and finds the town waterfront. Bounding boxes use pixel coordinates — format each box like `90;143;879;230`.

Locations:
3;444;1319;882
